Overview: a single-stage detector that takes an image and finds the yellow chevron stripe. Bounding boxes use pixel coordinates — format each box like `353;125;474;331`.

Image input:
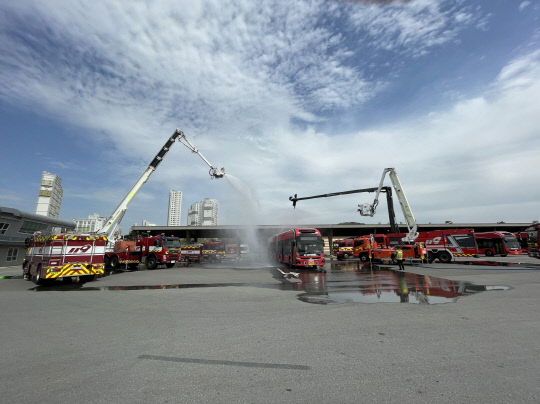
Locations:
45;263;105;278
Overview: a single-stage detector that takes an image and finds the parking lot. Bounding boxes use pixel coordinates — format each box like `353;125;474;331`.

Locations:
1;254;539;403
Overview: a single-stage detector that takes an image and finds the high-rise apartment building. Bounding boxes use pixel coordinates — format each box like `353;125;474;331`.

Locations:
35;171;63;218
168;190;183;226
187;198;218;226
73;213;107;233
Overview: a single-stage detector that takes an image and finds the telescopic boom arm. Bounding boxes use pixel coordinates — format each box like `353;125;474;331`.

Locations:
176;132;225;180
289;186;400;234
96;129;224;240
359;168;418;243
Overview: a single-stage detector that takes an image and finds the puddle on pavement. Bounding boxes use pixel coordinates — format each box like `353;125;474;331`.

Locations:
293;263;510;304
457;260;540;268
26;261;510;305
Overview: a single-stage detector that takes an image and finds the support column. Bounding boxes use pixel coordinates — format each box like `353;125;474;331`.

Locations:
327;229;334;258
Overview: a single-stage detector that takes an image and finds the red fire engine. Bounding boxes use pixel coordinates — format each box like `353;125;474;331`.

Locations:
335;238;354;260
202;241;226;262
104;235;182;270
352;235;426;263
380;229;478;263
526;224;540;259
23;230;107;284
514;232;529;254
181;243;203;262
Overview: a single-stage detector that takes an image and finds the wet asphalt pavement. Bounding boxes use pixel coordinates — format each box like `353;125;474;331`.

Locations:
1;254;540;403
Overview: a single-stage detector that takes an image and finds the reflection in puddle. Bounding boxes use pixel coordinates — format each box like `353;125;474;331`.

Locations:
300;263;510;305
29;263;510;305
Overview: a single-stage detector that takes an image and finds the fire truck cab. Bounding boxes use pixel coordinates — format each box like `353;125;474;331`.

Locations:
202;241;226;262
104;235;182;270
336;238;355;260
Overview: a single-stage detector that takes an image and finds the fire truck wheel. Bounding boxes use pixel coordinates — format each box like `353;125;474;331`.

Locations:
165;263;175;268
485;249;494;257
343;253;349;260
438;251;452;263
33;265;45;286
146;256;158;270
359;254;369;263
104;256;111;269
110;256;119;269
427;252;435;263
23;264;31;281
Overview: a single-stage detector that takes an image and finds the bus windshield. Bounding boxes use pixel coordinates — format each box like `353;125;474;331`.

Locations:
296;236;324;256
503;236;520;249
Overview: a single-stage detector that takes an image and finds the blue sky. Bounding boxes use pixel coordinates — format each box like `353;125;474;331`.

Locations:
1;0;539;232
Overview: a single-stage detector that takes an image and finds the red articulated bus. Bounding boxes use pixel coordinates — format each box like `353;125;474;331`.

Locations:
475;231;521;257
268;228;325;270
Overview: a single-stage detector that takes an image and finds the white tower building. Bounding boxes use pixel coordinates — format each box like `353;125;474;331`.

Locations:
187;198;218;226
35;171;63;218
168;190;183;226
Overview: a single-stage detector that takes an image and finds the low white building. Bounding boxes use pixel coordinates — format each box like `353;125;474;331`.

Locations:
73;213;107;233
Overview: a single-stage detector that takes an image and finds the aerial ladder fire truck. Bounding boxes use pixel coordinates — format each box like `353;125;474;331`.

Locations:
289;167;426;264
362;169;479;263
358;168;419;243
100;129;225;270
355;168;425;263
23;129;225;283
97;129;225;245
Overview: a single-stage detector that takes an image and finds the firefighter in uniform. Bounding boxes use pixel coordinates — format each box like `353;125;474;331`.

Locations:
395;246;405;271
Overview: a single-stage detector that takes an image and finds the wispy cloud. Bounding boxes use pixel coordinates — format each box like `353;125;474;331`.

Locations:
0;1;537;226
519;1;531;11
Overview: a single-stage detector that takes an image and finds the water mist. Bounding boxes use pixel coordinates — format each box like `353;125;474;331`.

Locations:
224;174;270;264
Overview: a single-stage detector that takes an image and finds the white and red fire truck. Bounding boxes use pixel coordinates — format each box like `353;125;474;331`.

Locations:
23;231;107;284
378;229;479;263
